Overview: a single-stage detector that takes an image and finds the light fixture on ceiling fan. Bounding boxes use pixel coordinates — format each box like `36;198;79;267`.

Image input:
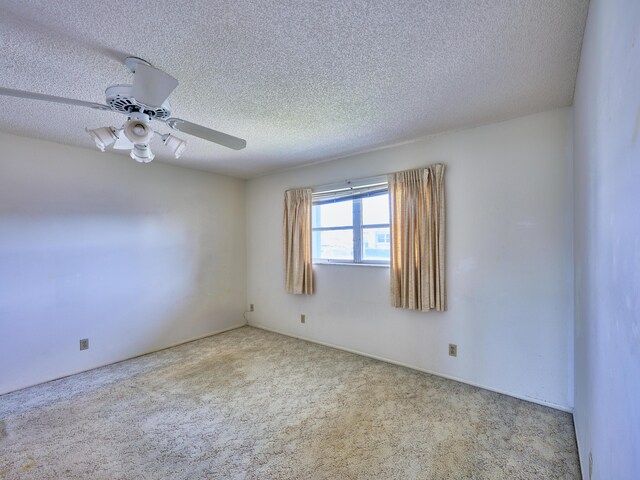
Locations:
86;126;118;152
87;112;184;162
161;134;187;158
0;56;247;163
130;144;155;163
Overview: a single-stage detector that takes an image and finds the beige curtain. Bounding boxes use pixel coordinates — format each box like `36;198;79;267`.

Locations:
283;188;314;295
389;165;446;311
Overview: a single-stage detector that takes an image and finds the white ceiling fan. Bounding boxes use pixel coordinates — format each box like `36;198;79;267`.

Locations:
0;57;247;163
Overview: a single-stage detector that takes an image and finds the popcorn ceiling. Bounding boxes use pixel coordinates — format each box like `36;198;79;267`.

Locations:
0;1;588;178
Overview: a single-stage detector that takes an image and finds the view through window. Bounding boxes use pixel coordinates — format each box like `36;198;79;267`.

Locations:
312;191;390;264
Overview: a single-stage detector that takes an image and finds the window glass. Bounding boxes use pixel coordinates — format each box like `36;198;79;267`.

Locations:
362;194;389;225
312;200;353;228
312;189;390;264
312;229;353;260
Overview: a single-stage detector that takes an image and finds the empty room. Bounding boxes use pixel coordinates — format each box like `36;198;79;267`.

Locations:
0;0;638;478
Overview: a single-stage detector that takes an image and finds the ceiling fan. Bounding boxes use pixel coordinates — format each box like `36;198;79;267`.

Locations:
0;57;247;163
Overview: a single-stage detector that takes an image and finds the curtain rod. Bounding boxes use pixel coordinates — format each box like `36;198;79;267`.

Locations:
312;174;389;194
310;164;443;194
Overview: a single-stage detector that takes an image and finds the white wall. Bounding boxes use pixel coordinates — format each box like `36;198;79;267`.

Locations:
246;108;574;410
573;1;640;478
0;132;246;395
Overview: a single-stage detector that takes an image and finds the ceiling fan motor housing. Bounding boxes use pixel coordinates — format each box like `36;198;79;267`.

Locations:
105;85;171;120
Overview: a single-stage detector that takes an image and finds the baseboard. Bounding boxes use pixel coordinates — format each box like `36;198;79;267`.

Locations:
136;323;247;354
250;322;573;413
0;322;247;396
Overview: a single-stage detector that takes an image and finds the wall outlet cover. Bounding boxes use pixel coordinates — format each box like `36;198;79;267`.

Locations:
448;343;457;357
300;314;306;324
80;338;89;351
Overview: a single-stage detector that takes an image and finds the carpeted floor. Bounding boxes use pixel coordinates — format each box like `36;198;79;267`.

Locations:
0;326;580;479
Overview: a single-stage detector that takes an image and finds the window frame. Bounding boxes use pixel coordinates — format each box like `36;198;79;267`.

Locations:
312;189;390;266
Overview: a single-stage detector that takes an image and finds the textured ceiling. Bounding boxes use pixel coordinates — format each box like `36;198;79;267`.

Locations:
0;0;588;178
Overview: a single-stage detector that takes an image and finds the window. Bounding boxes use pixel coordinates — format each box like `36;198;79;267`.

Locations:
312;187;390;265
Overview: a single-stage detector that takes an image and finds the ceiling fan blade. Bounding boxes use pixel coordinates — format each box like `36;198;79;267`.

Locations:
0;87;110;111
166;118;246;150
132;63;178;108
112;132;134;150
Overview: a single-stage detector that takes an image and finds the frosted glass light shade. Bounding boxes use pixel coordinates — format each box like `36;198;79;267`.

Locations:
86;127;117;152
130;144;155;163
162;134;187;158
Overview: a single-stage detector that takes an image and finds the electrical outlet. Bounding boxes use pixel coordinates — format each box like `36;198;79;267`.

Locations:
250;304;254;312
448;343;457;357
300;314;306;324
80;338;89;351
589;451;593;479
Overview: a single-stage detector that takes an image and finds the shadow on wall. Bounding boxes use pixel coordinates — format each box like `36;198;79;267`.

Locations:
0;213;222;394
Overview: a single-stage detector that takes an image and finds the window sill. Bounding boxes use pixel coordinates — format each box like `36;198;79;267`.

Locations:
313;262;390;268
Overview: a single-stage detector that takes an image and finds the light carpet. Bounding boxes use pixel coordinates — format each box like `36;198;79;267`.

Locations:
0;326;580;479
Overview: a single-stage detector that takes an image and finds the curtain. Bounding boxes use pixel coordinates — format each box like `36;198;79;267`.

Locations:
283;188;314;295
388;164;446;311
